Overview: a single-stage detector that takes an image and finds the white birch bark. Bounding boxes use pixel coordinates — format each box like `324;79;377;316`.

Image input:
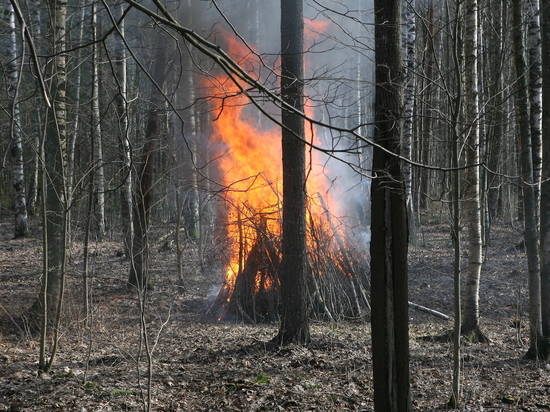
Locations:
402;0;415;242
527;0;542;210
461;0;486;341
91;1;105;240
4;0;28;238
512;0;542;356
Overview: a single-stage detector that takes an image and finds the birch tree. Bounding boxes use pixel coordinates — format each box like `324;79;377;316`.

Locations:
91;1;105;240
511;0;543;358
4;0;28;238
461;0;487;342
402;0;416;242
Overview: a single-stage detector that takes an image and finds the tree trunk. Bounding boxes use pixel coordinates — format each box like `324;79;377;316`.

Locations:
485;0;505;243
4;0;28;238
527;0;542;213
402;0;416;244
91;2;105;241
511;0;543;358
538;0;550;356
26;0;43;216
128;43;166;290
449;3;463;403
461;0;487;342
418;0;434;211
35;0;68;322
128;112;158;290
370;0;411;410
112;2;133;257
274;0;310;345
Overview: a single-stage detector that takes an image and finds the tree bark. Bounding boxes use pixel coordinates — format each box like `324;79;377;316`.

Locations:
539;0;550;355
461;0;487;342
370;0;411;409
112;2;133;257
128;42;166;290
25;0;43;216
402;0;416;244
36;0;68;322
4;0;28;238
275;0;310;345
511;0;543;358
91;1;105;241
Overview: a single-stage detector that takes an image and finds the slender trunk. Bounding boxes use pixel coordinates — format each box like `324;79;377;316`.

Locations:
527;0;542;211
128;44;166;290
26;0;43;215
111;2;133;257
91;4;105;240
485;0;504;240
66;0;86;240
449;2;462;404
4;0;28;238
419;1;434;211
402;0;416;243
461;0;487;342
511;0;543;358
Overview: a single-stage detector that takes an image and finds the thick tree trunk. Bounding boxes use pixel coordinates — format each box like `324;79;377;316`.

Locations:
275;0;310;345
370;0;411;410
539;0;550;355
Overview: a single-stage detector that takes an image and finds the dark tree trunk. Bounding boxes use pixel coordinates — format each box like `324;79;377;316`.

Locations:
511;0;543;358
127;41;166;291
539;0;550;356
370;0;411;409
128;113;158;290
274;0;310;345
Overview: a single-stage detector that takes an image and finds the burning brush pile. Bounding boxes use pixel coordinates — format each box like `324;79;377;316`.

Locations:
204;31;370;323
210;201;371;323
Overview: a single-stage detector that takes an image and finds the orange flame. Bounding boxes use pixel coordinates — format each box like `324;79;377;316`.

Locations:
207;21;340;296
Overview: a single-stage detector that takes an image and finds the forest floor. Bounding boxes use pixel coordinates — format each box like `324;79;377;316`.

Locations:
1;212;549;411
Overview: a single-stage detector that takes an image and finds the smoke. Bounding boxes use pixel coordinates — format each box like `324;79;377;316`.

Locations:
168;0;376;247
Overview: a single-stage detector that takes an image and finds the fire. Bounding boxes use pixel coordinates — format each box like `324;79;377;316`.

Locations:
207;20;342;300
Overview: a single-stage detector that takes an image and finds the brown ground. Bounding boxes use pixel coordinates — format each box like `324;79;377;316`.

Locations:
0;213;548;411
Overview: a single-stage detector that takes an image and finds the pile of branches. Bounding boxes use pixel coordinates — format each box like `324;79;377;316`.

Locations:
210;213;370;322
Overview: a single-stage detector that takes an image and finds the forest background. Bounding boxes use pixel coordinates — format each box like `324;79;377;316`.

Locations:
1;0;550;410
